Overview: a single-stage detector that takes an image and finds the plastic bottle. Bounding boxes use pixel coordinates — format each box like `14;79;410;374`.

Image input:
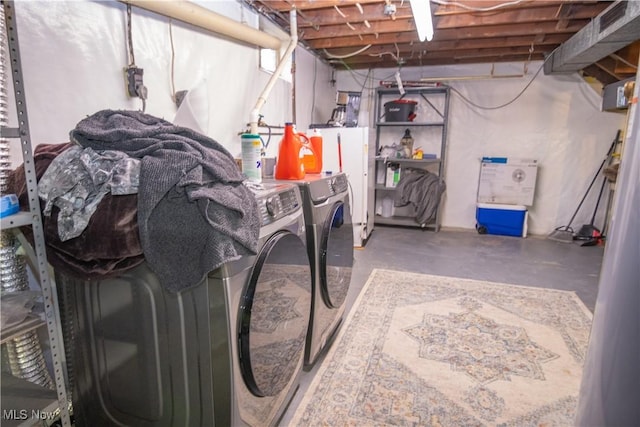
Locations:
400;128;414;159
275;123;317;180
302;128;323;174
241;133;262;182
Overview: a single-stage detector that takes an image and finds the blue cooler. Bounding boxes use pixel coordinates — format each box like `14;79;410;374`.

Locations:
476;203;528;237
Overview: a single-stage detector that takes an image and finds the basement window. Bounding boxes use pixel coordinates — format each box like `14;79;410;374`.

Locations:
260;48;292;82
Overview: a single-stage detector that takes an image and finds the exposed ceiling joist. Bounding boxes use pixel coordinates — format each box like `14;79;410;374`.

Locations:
247;0;636;85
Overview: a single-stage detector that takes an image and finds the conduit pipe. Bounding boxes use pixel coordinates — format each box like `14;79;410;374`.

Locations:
250;8;297;135
120;1;298;135
419;74;525;82
119;0;283;50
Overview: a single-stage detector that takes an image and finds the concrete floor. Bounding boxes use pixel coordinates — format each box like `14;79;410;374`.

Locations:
278;225;604;426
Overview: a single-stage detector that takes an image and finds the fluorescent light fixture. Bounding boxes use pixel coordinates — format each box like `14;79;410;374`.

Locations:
410;0;434;42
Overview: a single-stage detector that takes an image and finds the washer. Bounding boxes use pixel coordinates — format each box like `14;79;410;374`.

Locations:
56;182;312;427
272;173;354;368
211;182;312;427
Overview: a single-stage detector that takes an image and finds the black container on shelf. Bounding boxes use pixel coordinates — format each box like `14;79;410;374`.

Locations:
383;100;418;122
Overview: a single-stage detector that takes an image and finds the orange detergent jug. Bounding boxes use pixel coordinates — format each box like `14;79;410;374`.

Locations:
275;123;317;180
302;128;323;174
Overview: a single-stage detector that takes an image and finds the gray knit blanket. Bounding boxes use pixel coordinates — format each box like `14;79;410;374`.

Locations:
394;168;446;225
70;110;259;292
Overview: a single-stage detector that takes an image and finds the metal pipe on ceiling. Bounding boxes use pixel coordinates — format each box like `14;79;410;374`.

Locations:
119;0;284;50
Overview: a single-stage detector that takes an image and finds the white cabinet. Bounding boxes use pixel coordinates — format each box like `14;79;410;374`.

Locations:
311;127;374;247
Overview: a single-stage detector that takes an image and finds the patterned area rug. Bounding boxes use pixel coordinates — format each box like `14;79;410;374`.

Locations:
290;269;593;426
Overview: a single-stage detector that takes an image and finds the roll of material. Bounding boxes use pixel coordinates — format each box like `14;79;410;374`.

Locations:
0;231;55;390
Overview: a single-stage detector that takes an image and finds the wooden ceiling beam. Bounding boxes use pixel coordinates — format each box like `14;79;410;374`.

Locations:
610;54;638;74
610;41;640;74
581;64;619;86
322;34;570;56
247;1;625;82
281;2;606;28
432;0;599;16
300;17;414;39
434;3;608;29
593;56;628;81
290;2;606;30
305;20;587;46
333;53;548;70
253;0;385;12
333;46;545;64
286;3;412;26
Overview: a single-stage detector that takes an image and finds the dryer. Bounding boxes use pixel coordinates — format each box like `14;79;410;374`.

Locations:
272;173;354;368
56;182;312;427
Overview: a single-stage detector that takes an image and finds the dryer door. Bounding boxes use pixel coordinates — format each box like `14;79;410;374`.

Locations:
238;230;312;397
320;201;354;308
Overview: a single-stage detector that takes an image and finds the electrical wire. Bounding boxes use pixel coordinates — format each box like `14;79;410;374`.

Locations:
338;62;397;91
449;57;549;110
310;56;317;123
169;19;176;102
126;4;136;66
124;4;146;112
368;43;402;64
360;68;372;94
431;0;528;12
323;44;372;59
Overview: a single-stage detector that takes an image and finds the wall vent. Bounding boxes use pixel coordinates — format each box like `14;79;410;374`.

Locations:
600;2;627;33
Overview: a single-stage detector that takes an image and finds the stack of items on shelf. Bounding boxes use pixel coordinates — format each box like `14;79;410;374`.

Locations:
375;128;445;226
0;2;54;395
475;157;538;237
0;231;54;390
373;86;449;231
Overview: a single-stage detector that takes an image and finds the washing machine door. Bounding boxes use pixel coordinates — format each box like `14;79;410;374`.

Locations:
238;230;312;397
320;201;354;308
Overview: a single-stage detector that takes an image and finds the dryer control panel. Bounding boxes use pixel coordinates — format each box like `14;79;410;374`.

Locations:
257;187;300;226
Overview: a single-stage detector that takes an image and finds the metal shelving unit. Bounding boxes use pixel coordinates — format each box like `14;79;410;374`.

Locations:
373;86;450;231
1;1;71;425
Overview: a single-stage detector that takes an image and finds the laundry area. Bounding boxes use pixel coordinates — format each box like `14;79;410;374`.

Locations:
0;1;638;426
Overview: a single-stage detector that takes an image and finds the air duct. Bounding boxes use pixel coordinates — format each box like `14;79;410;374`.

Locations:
545;1;640;74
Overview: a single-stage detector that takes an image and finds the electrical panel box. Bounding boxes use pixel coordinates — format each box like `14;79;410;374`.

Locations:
602;77;635;112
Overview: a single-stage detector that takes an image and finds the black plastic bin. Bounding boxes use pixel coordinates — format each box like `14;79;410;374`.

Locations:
384;99;418;122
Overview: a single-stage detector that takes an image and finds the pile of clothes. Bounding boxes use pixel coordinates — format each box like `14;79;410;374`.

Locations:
8;110;259;293
394;167;446;225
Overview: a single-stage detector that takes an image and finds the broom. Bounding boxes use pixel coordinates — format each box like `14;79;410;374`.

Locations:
548;131;619;243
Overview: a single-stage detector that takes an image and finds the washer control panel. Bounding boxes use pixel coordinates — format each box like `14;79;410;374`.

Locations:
327;173;349;195
305;173;349;203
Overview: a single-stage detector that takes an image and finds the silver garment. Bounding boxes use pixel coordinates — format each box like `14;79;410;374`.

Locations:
38;145;140;241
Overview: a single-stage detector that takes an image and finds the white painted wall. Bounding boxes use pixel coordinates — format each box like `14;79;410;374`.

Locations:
6;0;626;236
293;46;337;131
6;0;334;163
337;63;626;235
